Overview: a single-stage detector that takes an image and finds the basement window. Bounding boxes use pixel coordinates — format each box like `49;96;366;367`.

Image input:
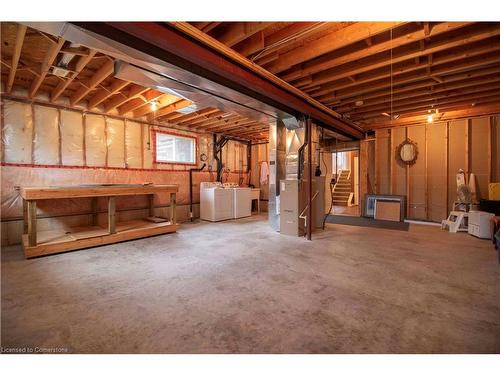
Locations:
155;131;196;165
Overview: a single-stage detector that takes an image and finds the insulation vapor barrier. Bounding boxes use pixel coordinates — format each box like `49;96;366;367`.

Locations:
3;100;33;164
85;114;106;166
1;99;251;245
60;110;84;165
33;105;59;165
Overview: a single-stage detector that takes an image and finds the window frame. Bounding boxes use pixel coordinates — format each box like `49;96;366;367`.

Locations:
152;129;198;166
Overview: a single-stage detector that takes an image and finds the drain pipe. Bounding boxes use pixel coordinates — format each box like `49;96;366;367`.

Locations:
189;163;206;221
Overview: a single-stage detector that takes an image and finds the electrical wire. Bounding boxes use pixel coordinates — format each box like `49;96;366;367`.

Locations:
390;27;393;126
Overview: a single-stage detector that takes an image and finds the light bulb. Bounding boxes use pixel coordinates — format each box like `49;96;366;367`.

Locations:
427;114;434;123
150;100;158;111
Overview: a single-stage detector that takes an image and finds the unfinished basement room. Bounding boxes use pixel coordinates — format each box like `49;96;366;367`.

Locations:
1;9;500;364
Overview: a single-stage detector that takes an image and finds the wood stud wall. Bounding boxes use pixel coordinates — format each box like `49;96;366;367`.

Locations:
367;114;500;222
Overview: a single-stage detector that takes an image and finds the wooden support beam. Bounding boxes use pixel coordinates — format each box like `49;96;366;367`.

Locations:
235;31;265;57
29;37;65;98
88;79;130;109
104;84;149;112
70;59;114;106
6;24;27;93
217;22;272;47
189;114;239;129
363;103;500;129
51;49;97;102
118;90;164;115
132;93;180;118
330;65;500;109
266;22;406;74
307;40;500;98
175;108;220;124
349;85;500;120
148;99;192;121
288;22;496;89
192;22;221;33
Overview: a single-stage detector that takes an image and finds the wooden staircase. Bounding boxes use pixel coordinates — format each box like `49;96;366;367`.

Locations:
332;170;352;206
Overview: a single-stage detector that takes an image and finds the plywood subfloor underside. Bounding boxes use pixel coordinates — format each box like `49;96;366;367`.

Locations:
2;215;500;353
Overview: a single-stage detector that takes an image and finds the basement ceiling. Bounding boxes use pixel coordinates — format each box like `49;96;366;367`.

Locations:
0;22;270;142
190;22;500;128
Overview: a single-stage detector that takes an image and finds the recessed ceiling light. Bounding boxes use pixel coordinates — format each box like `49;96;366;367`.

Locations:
355;100;364;107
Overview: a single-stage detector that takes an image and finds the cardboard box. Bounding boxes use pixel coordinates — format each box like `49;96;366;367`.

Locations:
374;200;401;222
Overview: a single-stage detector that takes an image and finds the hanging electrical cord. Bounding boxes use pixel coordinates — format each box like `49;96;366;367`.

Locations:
390;27;393;126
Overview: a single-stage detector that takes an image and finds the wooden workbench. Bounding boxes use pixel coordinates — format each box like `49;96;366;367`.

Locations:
20;184;179;258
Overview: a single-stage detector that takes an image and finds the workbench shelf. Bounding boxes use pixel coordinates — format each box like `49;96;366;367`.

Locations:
20;184;179;258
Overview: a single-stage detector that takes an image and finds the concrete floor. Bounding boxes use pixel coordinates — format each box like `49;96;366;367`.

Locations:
2;215;499;353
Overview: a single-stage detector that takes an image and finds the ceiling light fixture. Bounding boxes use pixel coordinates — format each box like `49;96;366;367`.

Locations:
150;100;159;111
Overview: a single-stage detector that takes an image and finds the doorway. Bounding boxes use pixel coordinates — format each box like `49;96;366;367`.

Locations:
329;150;360;216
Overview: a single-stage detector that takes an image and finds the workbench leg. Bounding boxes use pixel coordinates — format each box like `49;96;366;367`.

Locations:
108;196;116;234
149;194;155;217
91;197;98;226
27;200;37;246
23;199;28;234
170;193;177;224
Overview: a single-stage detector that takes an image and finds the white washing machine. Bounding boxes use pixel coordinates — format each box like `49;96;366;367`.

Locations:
233;187;252;219
200;182;234;222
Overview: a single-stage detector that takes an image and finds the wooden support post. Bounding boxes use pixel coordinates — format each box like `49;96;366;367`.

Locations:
23;199;28;234
149;194;155;217
27;200;37;246
306;118;313;241
170;193;177;224
91;197;98;226
108;196;116;234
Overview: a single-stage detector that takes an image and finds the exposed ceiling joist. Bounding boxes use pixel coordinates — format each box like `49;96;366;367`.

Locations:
51;49;97;102
29;37;65;98
6;24;27;93
217;22;272;47
265;22;406;74
70;59;114;106
88;79;130;109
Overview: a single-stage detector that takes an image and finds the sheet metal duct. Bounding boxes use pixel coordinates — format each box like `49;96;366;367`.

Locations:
268;119;287;231
23;22;297;127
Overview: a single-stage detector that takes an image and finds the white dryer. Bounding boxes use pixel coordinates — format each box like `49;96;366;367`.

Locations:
200;182;234;222
232;187;252;219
